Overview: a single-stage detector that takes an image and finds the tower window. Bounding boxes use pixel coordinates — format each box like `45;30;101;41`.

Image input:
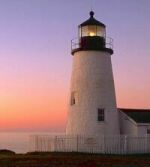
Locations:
70;92;78;105
98;109;105;121
147;129;150;134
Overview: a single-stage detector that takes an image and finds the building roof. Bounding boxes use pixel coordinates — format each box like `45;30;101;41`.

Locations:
79;11;105;27
119;108;150;123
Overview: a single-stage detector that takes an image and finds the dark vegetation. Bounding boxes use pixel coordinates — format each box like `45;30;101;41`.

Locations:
0;149;15;155
0;150;150;167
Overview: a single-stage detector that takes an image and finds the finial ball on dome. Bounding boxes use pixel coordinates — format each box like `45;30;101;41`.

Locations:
90;11;94;17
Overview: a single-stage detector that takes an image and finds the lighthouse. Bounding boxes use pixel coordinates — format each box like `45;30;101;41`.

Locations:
66;11;119;136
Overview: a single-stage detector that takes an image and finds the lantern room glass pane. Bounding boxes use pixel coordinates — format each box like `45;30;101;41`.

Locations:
88;25;97;36
97;26;106;38
81;25;96;37
81;26;88;36
80;25;106;38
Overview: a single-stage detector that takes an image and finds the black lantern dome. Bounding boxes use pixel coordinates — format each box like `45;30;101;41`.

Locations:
80;11;105;28
71;11;113;55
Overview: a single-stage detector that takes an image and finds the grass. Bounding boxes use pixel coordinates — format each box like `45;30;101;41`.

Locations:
0;151;150;167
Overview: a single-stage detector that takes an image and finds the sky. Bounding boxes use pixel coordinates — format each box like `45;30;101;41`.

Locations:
0;0;150;132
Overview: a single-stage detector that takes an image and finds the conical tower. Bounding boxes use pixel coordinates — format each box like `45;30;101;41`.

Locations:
66;11;119;136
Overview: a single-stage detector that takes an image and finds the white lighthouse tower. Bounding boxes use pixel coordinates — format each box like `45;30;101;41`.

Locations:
66;11;119;136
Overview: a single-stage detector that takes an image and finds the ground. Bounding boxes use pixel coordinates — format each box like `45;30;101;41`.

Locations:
0;151;150;167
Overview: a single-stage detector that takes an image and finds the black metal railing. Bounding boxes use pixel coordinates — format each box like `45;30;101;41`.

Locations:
71;36;113;52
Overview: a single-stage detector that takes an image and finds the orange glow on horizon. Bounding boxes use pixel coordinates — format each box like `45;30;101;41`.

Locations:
0;75;68;131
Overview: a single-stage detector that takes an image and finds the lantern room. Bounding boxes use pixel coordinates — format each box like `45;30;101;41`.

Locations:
79;11;106;38
71;11;113;55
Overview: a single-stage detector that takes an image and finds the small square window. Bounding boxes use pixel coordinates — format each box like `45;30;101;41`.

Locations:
147;129;150;134
98;108;105;121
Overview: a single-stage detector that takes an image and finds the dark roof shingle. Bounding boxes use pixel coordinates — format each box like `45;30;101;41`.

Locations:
119;108;150;123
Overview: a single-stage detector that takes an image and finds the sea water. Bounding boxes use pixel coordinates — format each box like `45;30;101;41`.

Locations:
0;132;64;153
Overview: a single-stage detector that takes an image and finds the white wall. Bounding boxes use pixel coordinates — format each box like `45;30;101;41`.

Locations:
137;125;150;136
119;111;138;136
119;110;150;137
66;50;119;136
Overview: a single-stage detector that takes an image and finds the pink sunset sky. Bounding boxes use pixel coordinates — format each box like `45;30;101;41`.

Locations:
0;0;150;132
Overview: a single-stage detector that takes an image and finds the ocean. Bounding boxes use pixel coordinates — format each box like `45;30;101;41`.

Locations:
0;132;64;153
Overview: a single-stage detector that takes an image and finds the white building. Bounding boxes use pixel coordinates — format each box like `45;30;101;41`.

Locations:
30;11;150;154
66;11;120;137
119;108;150;136
66;11;150;138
